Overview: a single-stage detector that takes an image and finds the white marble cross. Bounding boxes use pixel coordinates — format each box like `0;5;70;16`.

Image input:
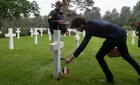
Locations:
15;28;21;39
75;30;80;49
33;28;39;44
83;30;85;37
67;29;72;36
5;28;16;49
30;28;34;37
48;28;51;41
132;31;136;45
49;30;64;78
40;28;43;36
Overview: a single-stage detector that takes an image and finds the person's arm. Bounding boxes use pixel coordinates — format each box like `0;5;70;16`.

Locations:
48;11;58;25
65;54;75;64
73;34;92;57
65;33;92;64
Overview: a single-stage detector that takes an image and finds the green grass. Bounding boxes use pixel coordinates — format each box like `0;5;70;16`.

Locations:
0;31;140;85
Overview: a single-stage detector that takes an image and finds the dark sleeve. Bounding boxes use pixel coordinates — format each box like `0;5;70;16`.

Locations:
48;10;58;26
73;33;92;57
136;26;140;36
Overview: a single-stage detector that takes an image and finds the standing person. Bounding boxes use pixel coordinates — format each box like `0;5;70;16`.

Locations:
48;1;67;42
135;22;140;48
65;16;140;84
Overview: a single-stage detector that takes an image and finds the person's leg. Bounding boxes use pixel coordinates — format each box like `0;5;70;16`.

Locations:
138;36;140;48
96;40;116;83
117;41;140;77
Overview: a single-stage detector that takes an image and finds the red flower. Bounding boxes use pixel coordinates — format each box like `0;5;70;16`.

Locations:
137;22;140;26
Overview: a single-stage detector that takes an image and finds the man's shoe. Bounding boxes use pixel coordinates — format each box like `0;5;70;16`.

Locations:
99;78;114;84
106;78;115;84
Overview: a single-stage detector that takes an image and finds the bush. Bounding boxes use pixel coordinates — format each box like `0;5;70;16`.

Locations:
20;28;30;36
123;25;133;31
0;28;8;38
0;28;31;38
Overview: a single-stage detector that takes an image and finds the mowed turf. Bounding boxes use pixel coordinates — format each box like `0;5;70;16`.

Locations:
0;31;140;85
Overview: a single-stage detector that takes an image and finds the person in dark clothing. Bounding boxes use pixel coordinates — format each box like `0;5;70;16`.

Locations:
135;22;140;48
48;1;67;42
65;16;140;83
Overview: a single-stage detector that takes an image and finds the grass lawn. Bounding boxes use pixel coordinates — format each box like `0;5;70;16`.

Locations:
0;31;140;85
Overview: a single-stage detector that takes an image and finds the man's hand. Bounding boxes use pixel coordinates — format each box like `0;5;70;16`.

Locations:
65;55;75;64
58;20;64;24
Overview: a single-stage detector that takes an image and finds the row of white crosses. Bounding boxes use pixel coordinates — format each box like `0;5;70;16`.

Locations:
5;28;46;49
67;28;85;37
30;28;46;37
30;28;47;44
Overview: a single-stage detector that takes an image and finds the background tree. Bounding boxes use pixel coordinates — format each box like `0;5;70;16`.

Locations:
74;0;94;12
84;7;101;19
103;8;119;24
125;1;140;27
133;0;140;23
0;0;40;29
103;10;113;22
62;0;72;20
67;9;78;20
118;6;131;26
42;15;49;28
110;9;119;24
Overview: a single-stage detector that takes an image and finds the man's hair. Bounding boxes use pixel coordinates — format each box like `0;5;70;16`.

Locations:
71;16;86;28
